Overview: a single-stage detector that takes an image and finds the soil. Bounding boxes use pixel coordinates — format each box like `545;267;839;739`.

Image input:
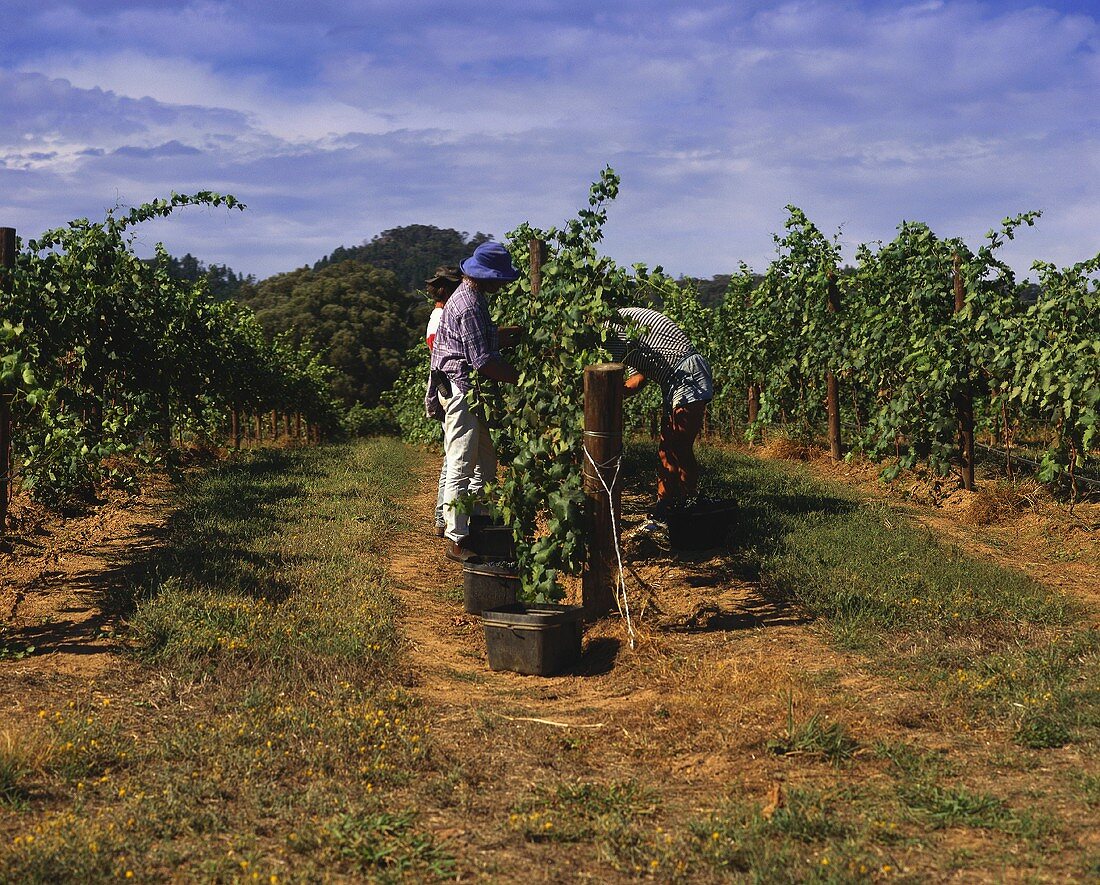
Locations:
385;456;1097;880
0;480;170;687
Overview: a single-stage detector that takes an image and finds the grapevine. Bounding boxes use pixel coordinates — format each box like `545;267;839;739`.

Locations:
1;195;341;506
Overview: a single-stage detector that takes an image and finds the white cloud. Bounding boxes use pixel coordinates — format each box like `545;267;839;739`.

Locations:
0;1;1097;279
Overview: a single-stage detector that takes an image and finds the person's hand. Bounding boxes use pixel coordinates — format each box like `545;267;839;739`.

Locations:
498;325;523;349
623;372;647;396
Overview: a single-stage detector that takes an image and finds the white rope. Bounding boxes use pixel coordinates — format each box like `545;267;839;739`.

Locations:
582;443;636;649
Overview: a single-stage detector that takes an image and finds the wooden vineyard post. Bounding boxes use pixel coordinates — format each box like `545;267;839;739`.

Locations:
953;255;975;490
529;237;546;299
0;227;15;535
825;271;843;460
0;396;10;536
582;363;623;619
747;383;760;443
230;408;240;449
295;413;302;440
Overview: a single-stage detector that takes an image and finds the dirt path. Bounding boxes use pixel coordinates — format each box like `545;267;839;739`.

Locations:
0;480;170;683
384;459;1002;879
387;460;811;731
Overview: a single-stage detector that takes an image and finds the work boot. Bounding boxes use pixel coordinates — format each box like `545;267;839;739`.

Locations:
446;541;480;564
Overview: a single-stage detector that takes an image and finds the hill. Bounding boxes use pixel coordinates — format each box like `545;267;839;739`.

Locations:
314;224;492;293
236;260;422;406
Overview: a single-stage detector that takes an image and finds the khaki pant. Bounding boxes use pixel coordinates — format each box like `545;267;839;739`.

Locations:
440;390;496;543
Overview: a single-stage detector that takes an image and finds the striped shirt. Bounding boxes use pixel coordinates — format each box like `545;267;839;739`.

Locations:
429;279;499;395
605;307;696;396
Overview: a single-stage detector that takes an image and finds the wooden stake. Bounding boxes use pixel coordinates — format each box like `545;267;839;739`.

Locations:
748;383;760;426
530;237;546;299
582;363;623;619
825;271;843;460
953;255;975;490
0;228;14;535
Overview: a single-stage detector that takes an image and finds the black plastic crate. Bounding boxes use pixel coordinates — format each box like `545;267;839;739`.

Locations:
666;498;737;551
467;524;516;560
481;603;583;676
462;562;520;615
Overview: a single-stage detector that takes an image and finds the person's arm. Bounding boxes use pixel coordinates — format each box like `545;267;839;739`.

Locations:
623;371;647;397
477;356;518;383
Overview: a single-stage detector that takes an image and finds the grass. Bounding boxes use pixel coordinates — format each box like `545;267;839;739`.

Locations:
0;439;456;883
2;436;1096;881
125;444;407;671
623;441;1100;748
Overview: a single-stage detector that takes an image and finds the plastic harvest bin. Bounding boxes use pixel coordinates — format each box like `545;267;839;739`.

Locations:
462;562;520;615
481;603;584;676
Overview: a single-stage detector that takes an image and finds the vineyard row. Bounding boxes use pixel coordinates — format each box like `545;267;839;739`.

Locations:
0;194;344;525
384;171;1097;597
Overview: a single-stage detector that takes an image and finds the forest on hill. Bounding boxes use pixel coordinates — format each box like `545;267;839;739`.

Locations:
173;223;737;409
313;224;493;292
232;225;495;405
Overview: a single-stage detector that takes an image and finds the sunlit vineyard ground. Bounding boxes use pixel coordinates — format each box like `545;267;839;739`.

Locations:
1;439;1097;882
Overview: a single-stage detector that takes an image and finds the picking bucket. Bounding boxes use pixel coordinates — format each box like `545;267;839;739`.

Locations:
666;498;737;551
462;562;520;615
481;603;584;676
467;524;516;561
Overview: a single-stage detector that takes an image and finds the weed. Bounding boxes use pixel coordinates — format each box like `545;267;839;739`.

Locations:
898;782;1054;841
46;706;126;780
1015;713;1071;749
321;810;455;879
508;780;684;874
873;741;955;780
1078;774;1100;808
902;783;1006;829
689;789;869;881
767;692;859;764
0;632;35;661
0;810;142;883
0;731;42;810
510;780;656;844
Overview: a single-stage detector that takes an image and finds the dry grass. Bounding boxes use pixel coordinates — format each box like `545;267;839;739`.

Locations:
964;481;1031;525
760;435;819;462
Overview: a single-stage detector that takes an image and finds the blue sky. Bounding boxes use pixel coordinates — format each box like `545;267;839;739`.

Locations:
1;0;1097;280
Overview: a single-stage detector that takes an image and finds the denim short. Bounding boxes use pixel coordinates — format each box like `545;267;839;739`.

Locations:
667;353;713;410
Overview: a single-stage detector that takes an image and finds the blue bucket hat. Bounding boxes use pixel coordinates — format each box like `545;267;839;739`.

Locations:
460;241;521;281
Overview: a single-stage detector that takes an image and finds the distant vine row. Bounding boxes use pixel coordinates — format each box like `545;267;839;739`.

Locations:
0;194;341;510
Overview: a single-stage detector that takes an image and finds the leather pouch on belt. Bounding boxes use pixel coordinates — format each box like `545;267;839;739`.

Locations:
431;369;452;398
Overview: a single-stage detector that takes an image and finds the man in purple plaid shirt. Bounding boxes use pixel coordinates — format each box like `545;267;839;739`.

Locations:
426;241;521;562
